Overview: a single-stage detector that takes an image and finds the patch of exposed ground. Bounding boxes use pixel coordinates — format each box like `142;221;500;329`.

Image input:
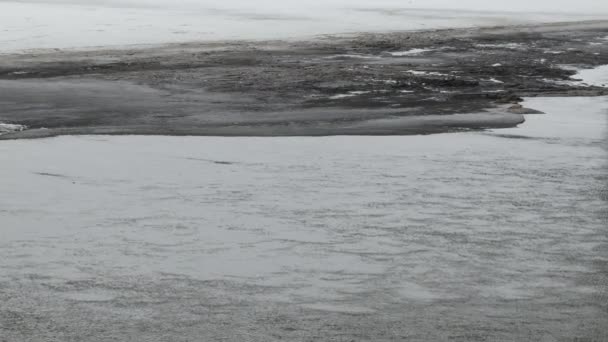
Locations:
0;21;607;138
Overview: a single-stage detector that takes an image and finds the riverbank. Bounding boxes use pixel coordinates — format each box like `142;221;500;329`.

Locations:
1;21;607;139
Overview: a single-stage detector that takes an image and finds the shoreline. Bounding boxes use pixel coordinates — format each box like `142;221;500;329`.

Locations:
0;21;607;140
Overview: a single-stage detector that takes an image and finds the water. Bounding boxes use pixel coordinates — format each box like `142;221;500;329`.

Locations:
1;95;606;340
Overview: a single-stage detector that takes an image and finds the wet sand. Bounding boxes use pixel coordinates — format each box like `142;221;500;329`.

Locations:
1;21;607;139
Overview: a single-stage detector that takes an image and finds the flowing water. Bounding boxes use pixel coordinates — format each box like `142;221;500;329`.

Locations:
0;94;607;340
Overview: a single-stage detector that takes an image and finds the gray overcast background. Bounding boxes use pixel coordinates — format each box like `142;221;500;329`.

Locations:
3;0;608;13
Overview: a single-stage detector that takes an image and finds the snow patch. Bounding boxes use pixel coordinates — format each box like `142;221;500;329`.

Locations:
329;91;370;99
486;78;504;84
0;123;27;134
389;48;434;57
476;43;524;50
406;70;448;77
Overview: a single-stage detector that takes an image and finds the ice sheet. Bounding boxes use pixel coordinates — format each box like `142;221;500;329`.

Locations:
1;0;607;53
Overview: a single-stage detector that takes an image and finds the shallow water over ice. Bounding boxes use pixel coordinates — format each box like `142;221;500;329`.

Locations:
0;96;607;340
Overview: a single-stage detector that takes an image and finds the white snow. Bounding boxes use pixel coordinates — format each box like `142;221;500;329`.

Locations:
406;70;448;76
487;78;505;84
0;123;27;134
476;43;525;50
389;48;434;57
329;91;371;99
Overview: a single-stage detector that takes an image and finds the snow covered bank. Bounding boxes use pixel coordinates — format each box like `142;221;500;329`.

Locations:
0;123;27;135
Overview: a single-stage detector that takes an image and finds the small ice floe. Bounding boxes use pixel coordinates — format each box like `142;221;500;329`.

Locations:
9;71;29;75
405;70;447;76
329;91;370;100
538;58;547;64
544;50;564;54
400;90;415;93
476;43;523;50
388;48;433;57
0;123;28;134
492;63;502;67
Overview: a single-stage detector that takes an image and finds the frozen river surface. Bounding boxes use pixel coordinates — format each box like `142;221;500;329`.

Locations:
0;96;607;341
2;0;608;53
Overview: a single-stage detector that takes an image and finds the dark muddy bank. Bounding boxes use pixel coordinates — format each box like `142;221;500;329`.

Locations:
0;21;607;139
